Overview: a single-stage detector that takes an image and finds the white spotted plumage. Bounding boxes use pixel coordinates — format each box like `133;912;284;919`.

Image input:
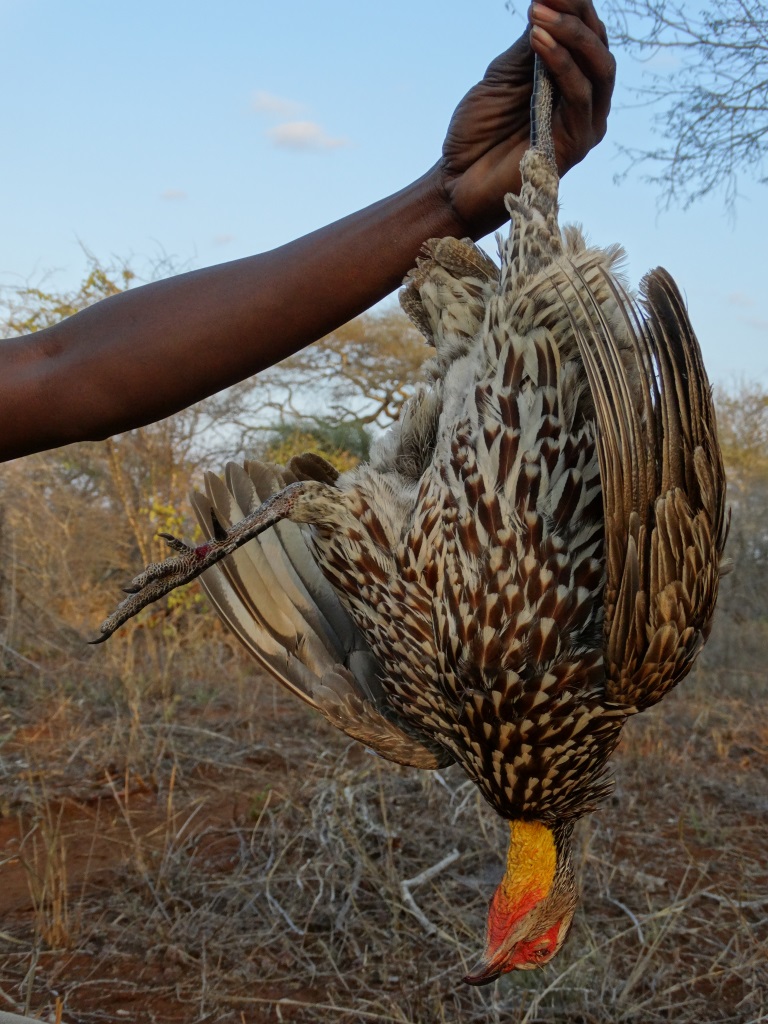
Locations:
96;57;728;976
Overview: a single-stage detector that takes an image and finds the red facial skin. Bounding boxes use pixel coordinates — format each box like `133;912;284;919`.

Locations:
464;888;565;984
506;921;561;970
486;883;545;951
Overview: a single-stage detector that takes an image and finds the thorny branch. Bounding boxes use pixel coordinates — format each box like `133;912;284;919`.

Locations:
603;0;768;210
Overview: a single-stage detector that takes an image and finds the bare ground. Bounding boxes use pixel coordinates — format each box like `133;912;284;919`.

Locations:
1;631;766;1024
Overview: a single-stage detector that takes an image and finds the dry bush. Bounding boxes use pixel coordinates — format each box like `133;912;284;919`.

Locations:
0;288;766;1021
1;611;766;1023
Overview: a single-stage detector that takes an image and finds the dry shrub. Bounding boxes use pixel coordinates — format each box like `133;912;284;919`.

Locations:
0;373;766;1021
1;625;766;1023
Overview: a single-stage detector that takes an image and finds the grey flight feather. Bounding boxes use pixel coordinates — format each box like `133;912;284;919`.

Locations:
191;460;453;770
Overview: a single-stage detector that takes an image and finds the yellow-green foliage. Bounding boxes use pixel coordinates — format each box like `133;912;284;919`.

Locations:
262;427;362;474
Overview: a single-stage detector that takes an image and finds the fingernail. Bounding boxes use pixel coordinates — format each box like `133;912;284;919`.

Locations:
531;24;557;48
531;3;559;24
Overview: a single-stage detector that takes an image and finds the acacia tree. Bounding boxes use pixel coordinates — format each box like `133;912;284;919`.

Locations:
260;420;372;473
696;381;768;670
0;259;428;654
604;1;768;210
235;309;430;436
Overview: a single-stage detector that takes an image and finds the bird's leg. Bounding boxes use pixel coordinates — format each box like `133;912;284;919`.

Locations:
92;480;309;643
530;54;556;169
518;55;560;224
500;56;562;291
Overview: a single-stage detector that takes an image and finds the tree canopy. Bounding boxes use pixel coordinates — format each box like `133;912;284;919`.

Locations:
605;1;768;210
0;260;429;657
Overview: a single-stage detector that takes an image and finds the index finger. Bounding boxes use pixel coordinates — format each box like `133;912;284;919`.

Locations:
529;0;608;47
530;2;615;124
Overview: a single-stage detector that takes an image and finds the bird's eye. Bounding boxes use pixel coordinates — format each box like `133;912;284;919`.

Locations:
533;946;550;959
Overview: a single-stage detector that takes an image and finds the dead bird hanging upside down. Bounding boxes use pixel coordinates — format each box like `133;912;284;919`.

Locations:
94;58;728;984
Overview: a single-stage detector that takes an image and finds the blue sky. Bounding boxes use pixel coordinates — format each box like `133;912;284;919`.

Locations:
2;0;766;386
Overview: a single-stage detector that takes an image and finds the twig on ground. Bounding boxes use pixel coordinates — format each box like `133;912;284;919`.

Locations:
399;848;460;941
606;894;645;945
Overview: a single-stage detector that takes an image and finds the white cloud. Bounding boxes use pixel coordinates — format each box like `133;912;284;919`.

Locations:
268;120;347;150
742;316;768;333
213;233;235;246
252;90;303;117
160;188;187;201
728;291;754;308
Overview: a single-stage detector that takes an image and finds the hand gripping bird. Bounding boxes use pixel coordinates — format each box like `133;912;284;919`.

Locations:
95;58;728;984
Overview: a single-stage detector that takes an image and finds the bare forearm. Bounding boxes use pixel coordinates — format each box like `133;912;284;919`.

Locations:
0;168;467;461
1;1;615;463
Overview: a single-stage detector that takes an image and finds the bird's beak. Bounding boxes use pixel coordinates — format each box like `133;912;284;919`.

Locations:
462;952;506;986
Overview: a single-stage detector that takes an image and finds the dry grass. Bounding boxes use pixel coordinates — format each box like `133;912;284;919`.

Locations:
1;607;766;1024
2;273;768;1023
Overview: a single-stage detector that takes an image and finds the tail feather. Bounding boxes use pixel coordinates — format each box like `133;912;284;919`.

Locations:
558;261;728;711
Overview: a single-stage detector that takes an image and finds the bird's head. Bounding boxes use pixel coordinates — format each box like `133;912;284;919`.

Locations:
464;819;576;985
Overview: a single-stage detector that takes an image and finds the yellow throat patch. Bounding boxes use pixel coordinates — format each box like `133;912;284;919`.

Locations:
501;820;557;911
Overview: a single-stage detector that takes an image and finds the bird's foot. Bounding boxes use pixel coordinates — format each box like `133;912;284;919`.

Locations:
91;481;305;643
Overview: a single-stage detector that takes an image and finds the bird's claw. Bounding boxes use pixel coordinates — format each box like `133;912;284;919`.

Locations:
91;481;306;644
159;532;194;554
91;541;203;643
121;550;186;593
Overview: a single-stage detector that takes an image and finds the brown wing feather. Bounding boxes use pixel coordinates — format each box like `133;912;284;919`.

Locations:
561;263;728;711
192;460;453;769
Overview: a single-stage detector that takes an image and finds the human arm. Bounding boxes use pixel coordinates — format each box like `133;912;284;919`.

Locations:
0;0;614;462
